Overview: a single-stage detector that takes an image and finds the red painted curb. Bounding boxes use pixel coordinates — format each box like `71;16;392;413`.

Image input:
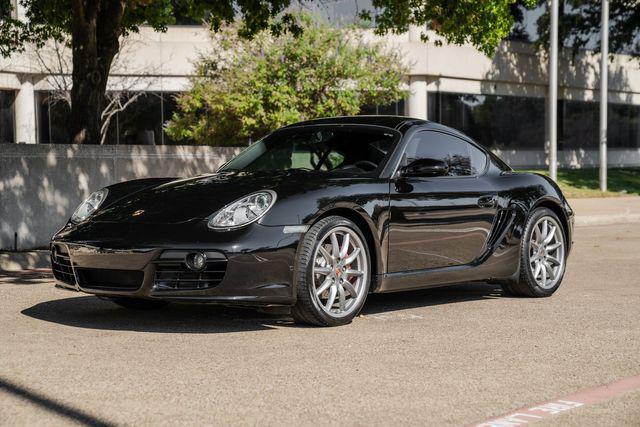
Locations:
471;374;640;426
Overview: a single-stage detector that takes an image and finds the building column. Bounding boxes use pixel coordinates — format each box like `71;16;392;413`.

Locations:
408;24;424;42
15;0;28;20
408;76;428;120
14;78;37;144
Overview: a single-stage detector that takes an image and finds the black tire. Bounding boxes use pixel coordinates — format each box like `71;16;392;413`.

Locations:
502;207;567;297
108;297;169;310
291;216;371;326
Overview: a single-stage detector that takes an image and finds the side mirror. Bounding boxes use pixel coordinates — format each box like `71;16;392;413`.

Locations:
399;158;449;177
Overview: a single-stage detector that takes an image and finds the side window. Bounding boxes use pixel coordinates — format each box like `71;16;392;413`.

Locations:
405;131;486;176
468;143;488;175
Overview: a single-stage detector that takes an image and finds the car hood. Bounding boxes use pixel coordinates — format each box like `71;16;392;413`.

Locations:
91;170;322;224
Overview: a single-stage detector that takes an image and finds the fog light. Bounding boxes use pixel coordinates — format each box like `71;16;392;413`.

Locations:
185;252;207;271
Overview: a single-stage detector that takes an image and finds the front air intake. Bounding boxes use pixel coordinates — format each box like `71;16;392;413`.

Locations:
76;268;144;292
51;244;76;286
152;251;227;291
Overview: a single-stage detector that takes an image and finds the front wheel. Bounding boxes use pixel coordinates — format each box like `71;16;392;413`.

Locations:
292;216;371;326
503;207;567;297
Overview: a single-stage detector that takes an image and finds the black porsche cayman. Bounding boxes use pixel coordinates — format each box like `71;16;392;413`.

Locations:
51;116;574;326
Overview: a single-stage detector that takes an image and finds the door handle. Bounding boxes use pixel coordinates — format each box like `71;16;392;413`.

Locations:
478;195;497;208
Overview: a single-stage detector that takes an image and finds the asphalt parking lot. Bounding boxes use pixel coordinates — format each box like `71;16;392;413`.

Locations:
1;223;639;426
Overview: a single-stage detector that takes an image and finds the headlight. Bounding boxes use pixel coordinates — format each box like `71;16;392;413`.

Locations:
208;190;276;230
71;189;108;223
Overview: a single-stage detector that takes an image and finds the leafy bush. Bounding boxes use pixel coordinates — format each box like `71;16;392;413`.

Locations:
166;15;408;146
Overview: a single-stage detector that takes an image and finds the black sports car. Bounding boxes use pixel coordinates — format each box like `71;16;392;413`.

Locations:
51;116;574;326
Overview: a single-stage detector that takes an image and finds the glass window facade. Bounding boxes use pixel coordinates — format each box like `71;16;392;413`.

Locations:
0;91;15;144
429;91;640;150
428;92;546;150
36;92;71;145
560;99;640;149
608;102;640;149
36;91;181;145
30;88;640;149
1;0;18;19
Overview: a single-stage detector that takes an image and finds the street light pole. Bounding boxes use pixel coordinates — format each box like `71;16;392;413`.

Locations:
548;0;559;181
600;0;609;192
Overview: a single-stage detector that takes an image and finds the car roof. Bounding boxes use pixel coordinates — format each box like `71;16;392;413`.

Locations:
283;116;477;144
285;115;428;132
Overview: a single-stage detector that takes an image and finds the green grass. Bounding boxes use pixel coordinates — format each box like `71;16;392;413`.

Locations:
518;168;640;198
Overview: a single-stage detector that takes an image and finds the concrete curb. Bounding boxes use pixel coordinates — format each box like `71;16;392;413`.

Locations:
1;251;50;272
575;213;640;227
569;196;640;227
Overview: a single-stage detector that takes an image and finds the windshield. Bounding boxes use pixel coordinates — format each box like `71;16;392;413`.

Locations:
219;125;398;175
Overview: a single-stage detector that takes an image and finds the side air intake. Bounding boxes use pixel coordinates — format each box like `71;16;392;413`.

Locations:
487;209;515;248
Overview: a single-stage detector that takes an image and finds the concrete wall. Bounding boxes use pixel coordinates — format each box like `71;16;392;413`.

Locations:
0;144;242;250
365;29;640;104
0;26;211;92
495;149;640;169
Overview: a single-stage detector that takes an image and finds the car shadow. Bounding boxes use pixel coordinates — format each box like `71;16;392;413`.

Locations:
21;295;290;334
362;283;505;316
21;283;506;333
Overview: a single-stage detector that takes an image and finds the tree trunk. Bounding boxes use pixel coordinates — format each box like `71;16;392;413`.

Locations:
70;0;125;144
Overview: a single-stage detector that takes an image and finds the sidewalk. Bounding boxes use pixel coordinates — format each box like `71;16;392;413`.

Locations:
569;196;640;226
2;197;639;272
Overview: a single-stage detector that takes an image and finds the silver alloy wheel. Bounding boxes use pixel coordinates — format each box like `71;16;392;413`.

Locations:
529;215;565;289
311;226;369;318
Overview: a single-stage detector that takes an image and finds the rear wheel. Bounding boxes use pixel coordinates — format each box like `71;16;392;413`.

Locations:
108;297;169;310
292;216;371;326
503;208;567;297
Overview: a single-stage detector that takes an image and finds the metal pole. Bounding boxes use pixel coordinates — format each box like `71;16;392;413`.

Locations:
600;0;609;192
548;0;559;181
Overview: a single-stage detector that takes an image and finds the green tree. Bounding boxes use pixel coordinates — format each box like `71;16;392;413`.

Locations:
362;0;536;56
0;0;533;145
166;16;408;145
0;0;298;145
518;1;639;58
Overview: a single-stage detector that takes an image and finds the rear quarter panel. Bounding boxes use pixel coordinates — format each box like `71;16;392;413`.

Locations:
493;171;573;252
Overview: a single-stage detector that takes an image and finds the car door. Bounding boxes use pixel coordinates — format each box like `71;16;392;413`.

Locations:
387;130;498;273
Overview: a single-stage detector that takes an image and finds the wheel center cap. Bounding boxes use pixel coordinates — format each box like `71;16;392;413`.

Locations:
335;267;343;276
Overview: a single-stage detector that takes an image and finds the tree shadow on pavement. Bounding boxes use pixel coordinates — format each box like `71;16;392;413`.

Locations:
22;283;505;333
0;377;114;427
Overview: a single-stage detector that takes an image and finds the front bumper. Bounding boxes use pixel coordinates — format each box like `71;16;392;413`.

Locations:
50;221;301;306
